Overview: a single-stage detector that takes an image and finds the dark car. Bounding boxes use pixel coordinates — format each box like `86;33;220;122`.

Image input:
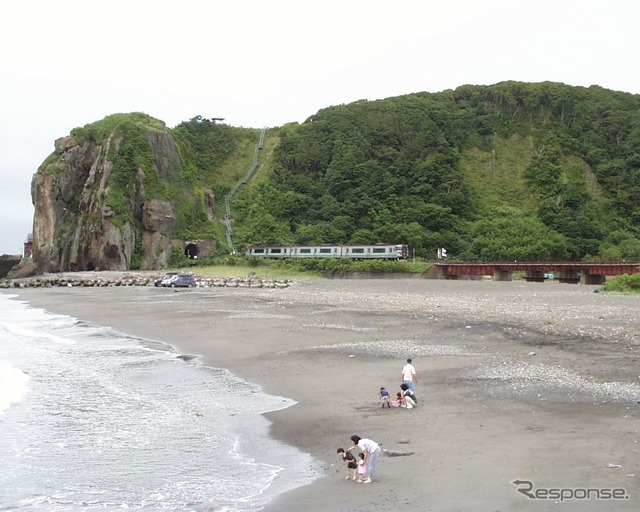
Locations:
163;274;197;288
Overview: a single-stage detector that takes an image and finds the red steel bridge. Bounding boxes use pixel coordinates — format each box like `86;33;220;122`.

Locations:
433;262;640;284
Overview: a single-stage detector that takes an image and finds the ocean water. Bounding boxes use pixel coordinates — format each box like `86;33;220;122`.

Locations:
0;293;320;511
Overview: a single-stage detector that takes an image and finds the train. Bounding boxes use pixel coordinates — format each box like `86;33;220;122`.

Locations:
246;243;409;260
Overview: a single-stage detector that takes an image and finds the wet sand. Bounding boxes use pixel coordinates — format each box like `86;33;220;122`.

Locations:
7;278;640;511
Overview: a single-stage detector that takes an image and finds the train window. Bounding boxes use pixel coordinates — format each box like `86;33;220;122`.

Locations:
352;248;364;254
270;248;282;254
372;248;386;253
253;248;265;254
319;248;331;254
300;248;311;254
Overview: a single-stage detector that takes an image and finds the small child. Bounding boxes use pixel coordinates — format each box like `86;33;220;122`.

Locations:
337;448;357;480
392;392;403;408
357;453;367;482
379;387;391;408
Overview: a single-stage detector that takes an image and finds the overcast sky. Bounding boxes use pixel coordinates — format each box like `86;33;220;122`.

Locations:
1;0;639;255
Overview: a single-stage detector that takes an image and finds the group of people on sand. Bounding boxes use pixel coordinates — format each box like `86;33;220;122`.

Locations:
379;357;419;409
337;435;381;484
336;358;419;484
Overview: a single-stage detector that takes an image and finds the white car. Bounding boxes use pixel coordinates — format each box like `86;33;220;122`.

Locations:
154;272;179;287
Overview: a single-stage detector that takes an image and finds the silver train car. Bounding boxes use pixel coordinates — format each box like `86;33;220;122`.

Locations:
246;243;408;260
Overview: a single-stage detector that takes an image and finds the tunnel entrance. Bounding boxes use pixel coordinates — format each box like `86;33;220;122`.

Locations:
185;243;199;259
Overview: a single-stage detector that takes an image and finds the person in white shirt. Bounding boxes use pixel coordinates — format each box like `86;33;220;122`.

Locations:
348;435;381;483
401;358;417;390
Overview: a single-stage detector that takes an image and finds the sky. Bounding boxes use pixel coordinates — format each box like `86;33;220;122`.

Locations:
1;0;639;255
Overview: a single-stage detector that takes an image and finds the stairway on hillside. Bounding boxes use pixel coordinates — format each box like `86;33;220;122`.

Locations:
223;128;266;255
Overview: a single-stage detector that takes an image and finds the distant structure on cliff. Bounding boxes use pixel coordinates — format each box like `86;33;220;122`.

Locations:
23;233;33;261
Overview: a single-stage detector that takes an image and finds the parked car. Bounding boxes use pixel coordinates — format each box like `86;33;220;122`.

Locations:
163;274;197;288
154;272;179;287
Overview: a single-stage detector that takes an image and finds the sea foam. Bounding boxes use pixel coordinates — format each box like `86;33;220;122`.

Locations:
0;358;30;413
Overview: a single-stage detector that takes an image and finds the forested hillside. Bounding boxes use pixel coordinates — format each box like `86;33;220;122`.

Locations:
33;82;640;271
234;82;640;261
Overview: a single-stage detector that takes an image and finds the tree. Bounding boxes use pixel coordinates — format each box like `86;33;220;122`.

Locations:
295;223;346;245
598;230;640;260
470;212;570;260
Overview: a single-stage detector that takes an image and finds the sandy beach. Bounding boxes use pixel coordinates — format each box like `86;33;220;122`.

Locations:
7;277;640;511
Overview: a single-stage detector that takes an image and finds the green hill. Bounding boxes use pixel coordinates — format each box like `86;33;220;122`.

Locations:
33;114;264;271
233;82;640;261
33;82;640;271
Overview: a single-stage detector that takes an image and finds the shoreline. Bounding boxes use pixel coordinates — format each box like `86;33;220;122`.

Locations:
5;279;639;511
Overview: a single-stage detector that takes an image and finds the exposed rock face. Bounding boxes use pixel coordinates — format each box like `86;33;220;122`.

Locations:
6;261;39;279
204;189;216;222
0;255;21;278
141;199;177;269
32;131;183;272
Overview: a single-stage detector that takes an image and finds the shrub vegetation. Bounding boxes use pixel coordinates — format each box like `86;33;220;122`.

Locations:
601;273;640;293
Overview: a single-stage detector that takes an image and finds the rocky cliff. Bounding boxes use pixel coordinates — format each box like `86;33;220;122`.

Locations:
31;114;218;272
0;255;22;278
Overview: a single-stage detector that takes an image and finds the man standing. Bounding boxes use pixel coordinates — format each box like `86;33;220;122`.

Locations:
401;357;417;390
349;435;381;483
